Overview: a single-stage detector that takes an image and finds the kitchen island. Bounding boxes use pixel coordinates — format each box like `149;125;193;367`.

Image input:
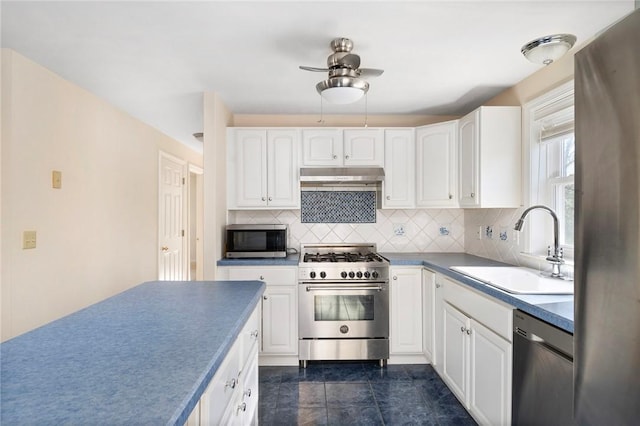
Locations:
0;280;265;424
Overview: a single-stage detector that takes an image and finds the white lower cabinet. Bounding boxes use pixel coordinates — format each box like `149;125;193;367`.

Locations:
219;266;298;365
390;267;426;363
439;277;513;426
422;268;436;363
199;304;260;426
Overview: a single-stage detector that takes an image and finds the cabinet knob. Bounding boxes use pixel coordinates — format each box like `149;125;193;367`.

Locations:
460;326;465;333
268;197;272;201
237;402;247;413
333;155;337;159
263;295;268;300
435;283;441;288
449;194;453;200
386;195;390;200
466;329;471;335
244;388;252;398
250;329;259;339
225;378;237;389
470;192;475;198
261;197;266;201
161;246;169;252
260;275;264;280
393;276;397;280
345;155;350;160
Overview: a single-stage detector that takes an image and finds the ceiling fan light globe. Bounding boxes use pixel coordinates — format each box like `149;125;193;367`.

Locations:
316;77;369;104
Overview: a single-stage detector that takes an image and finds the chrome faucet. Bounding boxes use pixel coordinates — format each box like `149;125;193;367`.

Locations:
514;205;565;279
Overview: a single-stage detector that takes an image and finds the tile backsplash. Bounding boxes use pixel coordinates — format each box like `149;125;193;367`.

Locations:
229;208;465;253
464;208;523;266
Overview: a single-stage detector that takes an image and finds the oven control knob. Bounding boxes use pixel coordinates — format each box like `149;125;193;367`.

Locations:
364;271;371;279
310;271;316;279
372;271;379;279
340;325;349;334
356;271;363;279
320;271;326;279
341;271;348;279
348;271;355;278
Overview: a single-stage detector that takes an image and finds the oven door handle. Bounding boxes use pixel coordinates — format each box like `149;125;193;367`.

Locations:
305;285;385;292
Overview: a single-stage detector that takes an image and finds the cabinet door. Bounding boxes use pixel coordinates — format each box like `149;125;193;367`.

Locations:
416;122;458;208
262;286;298;355
343;129;384;166
458;111;479;207
422;269;436;363
469;319;512;426
302;129;343;166
442;302;469;406
233;130;268;207
434;275;445;374
267;130;299;208
390;267;423;354
383;129;415;208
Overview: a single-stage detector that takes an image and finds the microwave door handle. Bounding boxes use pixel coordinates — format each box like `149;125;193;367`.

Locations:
305;285;384;292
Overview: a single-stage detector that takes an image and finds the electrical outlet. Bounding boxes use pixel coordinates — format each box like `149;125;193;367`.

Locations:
499;228;509;242
23;230;37;249
52;170;62;189
393;224;406;237
485;226;494;239
439;224;451;237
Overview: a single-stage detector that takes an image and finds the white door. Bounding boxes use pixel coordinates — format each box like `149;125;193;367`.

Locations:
390;267;423;354
416;121;458;207
159;152;186;281
267;130;299;208
383;129;415;208
442;302;469;406
459;110;479;207
262;286;298;354
302;129;343;166
469;318;512;426
343;129;384;166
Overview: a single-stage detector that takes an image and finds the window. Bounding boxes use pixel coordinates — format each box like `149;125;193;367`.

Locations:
523;81;574;259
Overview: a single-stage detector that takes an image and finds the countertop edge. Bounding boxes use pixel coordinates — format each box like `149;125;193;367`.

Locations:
170;281;266;426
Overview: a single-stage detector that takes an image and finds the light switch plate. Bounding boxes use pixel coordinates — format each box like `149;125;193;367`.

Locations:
23;230;37;249
52;170;62;189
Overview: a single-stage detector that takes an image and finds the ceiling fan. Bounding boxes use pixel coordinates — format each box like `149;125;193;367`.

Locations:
299;37;384;104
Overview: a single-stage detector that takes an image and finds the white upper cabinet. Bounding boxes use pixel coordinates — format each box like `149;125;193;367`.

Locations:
343;129;384;166
302;128;383;167
228;129;299;209
458;106;521;208
383;129;415;208
301;129;343;166
416;121;459;208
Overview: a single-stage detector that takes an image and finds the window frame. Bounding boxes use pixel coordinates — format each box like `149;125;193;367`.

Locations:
521;81;575;261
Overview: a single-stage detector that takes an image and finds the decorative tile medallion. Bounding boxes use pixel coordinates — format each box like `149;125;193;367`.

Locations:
301;191;376;223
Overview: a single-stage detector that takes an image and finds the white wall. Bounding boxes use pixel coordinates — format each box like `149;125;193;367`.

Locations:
1;50;202;341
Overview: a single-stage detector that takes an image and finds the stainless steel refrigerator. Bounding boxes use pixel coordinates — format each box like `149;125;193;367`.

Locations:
575;8;640;425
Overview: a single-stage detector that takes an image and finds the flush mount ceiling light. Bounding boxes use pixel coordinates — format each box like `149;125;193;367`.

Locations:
521;34;577;65
300;37;383;104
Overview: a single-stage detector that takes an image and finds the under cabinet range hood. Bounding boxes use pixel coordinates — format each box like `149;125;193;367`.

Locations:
299;167;384;186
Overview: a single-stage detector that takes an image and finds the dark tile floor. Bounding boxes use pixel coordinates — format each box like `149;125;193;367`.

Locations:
258;361;477;425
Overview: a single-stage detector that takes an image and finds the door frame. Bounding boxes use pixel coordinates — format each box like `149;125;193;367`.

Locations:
188;164;204;280
158;151;187;280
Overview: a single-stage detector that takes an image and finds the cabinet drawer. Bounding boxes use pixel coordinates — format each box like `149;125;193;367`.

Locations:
227;267;297;285
442;277;513;341
201;338;241;425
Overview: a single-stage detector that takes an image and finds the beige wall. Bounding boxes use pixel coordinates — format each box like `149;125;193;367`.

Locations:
232;114;458;127
1;50;202;341
203;93;232;279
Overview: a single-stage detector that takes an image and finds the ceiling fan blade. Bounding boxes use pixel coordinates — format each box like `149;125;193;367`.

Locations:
358;68;385;78
299;65;329;72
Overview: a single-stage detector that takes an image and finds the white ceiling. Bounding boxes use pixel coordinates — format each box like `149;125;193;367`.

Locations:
1;1;634;152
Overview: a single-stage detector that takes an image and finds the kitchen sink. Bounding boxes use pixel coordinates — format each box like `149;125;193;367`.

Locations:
450;266;574;294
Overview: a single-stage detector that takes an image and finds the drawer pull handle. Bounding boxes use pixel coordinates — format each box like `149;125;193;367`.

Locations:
225;378;237;389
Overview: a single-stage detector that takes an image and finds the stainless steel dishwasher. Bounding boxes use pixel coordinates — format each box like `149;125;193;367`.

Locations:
512;310;574;425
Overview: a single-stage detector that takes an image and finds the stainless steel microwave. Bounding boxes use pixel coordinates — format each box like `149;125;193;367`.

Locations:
225;224;287;258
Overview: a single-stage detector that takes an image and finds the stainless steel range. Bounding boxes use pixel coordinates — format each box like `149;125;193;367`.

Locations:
298;243;389;368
